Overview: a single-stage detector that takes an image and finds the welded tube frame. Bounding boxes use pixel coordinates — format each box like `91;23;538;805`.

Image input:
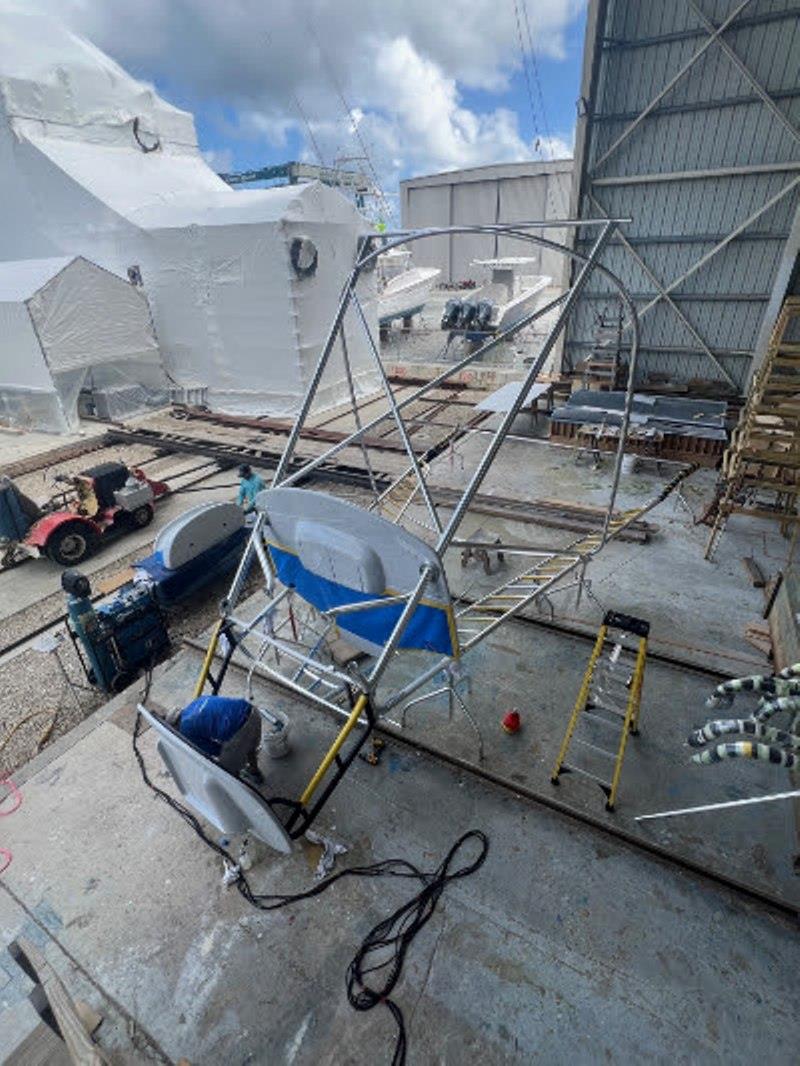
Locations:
208;217;646;806
350;287;443;532
273;218;636;491
435;219;617;554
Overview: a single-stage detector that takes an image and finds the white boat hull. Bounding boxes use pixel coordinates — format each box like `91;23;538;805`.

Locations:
379;266;441;324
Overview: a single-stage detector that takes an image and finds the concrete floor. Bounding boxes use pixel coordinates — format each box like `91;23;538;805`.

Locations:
2;413;800;1063
2;643;799;1064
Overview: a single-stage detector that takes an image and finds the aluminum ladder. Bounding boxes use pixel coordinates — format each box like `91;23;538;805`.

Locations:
550;610;649;811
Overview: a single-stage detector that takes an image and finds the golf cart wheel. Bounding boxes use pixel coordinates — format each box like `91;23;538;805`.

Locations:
130;503;154;529
46;523;97;566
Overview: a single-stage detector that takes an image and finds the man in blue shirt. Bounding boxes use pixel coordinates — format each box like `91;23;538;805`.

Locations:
173;695;263;784
236;464;265;512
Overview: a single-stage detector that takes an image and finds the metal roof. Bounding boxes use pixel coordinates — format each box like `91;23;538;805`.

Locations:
400;159;573;189
565;0;800;395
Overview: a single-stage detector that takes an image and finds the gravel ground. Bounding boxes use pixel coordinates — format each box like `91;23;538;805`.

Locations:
0;461;393;774
0;560;254;776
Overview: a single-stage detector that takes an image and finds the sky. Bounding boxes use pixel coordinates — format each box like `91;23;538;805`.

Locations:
27;1;587;214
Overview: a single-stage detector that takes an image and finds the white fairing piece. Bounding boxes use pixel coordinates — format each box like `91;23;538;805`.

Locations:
139;706;292;853
257;487;455;657
0;255;166;432
260;487;450;603
0;10;379;418
155;502;245;570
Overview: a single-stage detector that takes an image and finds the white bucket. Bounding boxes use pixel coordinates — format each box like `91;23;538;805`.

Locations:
621;453;638;475
259;708;291;758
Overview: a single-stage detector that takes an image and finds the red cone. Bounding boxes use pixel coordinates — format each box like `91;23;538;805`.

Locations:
501;710;521;734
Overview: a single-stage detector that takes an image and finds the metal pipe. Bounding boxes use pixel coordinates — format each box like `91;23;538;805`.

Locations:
435;219;618;554
323;592;410;617
276;286;571;489
636;790;800;822
592;160;800;185
587;191;737;388
226;587;290;641
274;220;638;492
350;288;442;532
224;512;265;612
273;271;361;483
368;564;434;686
228;623;358;689
635;176;800;321
686;0;800;146
339;327;380;498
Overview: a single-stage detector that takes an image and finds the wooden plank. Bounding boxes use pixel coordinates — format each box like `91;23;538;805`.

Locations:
13;938;109;1065
741;556;767;588
6;1021;72;1065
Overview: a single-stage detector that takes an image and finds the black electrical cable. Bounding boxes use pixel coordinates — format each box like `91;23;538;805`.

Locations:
132;704;488;1064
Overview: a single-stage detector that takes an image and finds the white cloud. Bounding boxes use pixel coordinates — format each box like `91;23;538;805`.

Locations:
22;0;582;198
201;147;234;173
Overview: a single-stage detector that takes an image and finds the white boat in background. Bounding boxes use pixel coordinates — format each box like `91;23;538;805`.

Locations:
441;257;552;334
377;247;441;326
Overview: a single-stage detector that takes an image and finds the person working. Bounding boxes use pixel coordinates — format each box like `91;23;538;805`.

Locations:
170;695;264;785
237;464;265;511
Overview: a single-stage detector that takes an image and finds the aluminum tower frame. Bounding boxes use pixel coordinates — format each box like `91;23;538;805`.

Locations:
190;218;680;833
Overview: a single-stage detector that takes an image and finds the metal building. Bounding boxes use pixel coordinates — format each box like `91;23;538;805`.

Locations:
566;0;800;393
400;160;573;283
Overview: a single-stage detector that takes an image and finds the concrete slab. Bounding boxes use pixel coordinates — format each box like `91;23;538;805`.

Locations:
1;657;798;1064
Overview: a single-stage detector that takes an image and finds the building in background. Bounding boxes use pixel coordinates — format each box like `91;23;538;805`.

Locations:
565;0;800;395
400;160;573;284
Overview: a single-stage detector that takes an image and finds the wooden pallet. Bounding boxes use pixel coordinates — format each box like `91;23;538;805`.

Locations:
706;298;800;559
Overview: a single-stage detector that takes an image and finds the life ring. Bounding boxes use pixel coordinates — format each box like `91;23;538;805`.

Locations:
290;236;318;278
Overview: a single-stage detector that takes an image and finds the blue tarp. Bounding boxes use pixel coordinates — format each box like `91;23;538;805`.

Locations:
269;544;454;656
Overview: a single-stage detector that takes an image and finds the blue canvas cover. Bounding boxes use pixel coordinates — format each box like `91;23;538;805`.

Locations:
269;543;455;656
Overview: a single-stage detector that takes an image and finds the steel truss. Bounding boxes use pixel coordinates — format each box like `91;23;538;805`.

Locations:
571;0;800;391
190;218;691;837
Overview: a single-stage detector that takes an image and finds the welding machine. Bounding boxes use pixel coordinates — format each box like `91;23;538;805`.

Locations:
62;570;170;693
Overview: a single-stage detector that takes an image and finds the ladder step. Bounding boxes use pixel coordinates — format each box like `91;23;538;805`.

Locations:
571;737;617;759
581;708;624;728
560;763;612;789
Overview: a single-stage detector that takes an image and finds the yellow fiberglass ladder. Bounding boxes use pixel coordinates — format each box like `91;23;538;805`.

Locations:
550;610;649;811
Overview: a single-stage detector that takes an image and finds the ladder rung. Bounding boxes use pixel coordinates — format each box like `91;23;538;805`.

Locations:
571;737;616;759
581;709;623;728
560;763;611;788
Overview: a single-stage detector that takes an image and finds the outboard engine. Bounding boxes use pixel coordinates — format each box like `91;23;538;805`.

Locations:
459;300;478;330
473;300;495;332
441;298;463;330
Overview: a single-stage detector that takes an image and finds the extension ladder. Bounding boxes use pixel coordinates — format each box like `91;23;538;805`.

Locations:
550;610;649;811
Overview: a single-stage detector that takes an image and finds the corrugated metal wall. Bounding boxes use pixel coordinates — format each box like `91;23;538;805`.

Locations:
565;0;800;393
400;162;572;283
